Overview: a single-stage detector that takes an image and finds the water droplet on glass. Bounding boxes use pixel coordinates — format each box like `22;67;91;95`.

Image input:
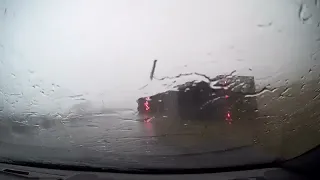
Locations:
265;130;270;134
244;87;277;98
257;22;272;27
299;4;312;24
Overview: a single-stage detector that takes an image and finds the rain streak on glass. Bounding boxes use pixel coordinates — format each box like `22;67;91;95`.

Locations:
0;0;320;169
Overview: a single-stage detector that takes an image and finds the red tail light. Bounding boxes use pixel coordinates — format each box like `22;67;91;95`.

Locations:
226;111;232;124
144;117;152;123
227;112;231;118
144;97;151;111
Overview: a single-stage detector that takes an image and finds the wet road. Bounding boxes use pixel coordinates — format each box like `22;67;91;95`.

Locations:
0;113;255;155
0;81;320;168
0;112;277;169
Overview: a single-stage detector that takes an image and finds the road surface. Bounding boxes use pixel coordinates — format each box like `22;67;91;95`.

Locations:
0;80;319;168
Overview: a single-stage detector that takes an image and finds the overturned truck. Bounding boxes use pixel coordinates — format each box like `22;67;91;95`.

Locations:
137;75;257;122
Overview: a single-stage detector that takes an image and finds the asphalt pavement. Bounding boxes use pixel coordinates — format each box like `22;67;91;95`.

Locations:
0;113;277;169
0;81;319;168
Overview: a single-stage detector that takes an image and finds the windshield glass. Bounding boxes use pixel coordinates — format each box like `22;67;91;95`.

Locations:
1;0;320;169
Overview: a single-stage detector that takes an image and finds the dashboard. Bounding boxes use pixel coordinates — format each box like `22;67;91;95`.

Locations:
0;163;308;180
1;144;319;180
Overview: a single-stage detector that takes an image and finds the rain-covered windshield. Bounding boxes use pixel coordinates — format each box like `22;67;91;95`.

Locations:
0;0;320;169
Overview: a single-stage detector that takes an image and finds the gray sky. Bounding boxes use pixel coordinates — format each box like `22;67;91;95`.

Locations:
0;0;320;114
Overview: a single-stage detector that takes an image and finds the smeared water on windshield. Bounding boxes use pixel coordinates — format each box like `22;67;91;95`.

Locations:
0;0;320;169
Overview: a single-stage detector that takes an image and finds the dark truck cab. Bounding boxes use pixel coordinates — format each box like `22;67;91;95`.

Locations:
137;75;257;122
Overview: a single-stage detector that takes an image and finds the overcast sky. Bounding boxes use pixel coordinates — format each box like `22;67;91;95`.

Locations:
0;0;319;114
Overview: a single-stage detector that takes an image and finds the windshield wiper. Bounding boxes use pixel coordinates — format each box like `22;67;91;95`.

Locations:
0;168;63;179
0;158;282;175
0;158;139;174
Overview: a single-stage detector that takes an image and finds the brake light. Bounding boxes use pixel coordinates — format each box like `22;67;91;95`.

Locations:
226;111;232;124
144;97;150;111
145;117;152;123
144;101;150;111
